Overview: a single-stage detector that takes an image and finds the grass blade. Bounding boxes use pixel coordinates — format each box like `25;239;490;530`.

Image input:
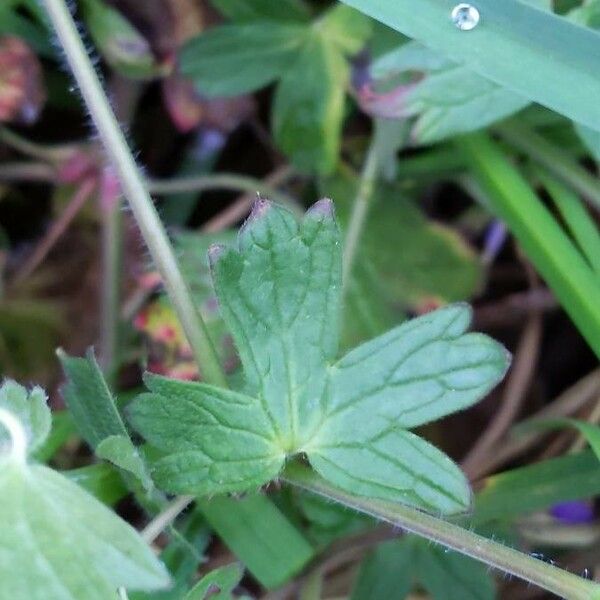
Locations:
459;133;600;359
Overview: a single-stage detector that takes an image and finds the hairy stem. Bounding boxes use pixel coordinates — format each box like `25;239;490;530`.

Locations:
42;0;227;387
148;171;296;208
284;463;600;600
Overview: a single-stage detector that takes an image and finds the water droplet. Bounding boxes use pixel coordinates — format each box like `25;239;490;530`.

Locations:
451;3;480;31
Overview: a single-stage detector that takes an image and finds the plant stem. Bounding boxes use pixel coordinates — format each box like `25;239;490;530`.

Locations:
284;463;600;600
141;495;194;544
100;201;122;384
496;121;600;212
342;141;379;288
11;177;96;286
148;171;296;208
0;127;76;163
0;162;57;183
42;0;227;388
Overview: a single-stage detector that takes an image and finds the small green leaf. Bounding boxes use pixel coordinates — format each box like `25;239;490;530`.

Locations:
198;494;314;589
180;23;307;97
211;0;310;23
184;563;243;599
65;463;129;506
369;42;529;143
58;347;128;449
319;4;373;55
96;434;153;491
0;379;50;454
273;32;348;173
0;462;170;598
131;200;508;514
80;0;163;79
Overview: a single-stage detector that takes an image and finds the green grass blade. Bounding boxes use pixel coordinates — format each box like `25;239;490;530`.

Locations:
536;170;600;275
198;494;314;589
497;120;600;211
340;0;600;130
459;133;600;359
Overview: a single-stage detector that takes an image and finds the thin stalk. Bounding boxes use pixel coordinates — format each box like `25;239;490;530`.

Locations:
42;0;227;388
0;127;76;163
148;172;295;208
284;463;600;600
11;177;96;285
459;133;600;360
496;121;600;212
342;141;379;287
0;162;57;183
100;201;122;384
141;495;194;544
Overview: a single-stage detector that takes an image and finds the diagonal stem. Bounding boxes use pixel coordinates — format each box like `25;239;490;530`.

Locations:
284;463;600;600
41;0;226;387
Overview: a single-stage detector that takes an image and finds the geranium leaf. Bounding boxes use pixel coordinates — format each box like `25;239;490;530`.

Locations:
180;23;307;98
130;200;508;514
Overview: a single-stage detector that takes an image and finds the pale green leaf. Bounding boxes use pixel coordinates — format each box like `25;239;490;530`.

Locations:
210;0;310;23
0;380;50;454
58;348;128;449
96;434;153;491
273;32;348;173
131;200;508;514
184;563;244;599
0;455;169;599
0;463;170;598
180;23;307;97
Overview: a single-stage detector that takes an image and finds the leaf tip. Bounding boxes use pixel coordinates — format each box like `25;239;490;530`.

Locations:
307;197;335;219
247;197;273;224
208;243;227;267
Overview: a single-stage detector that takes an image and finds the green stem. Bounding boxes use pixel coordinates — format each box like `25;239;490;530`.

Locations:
0;162;57;183
141;495;194;544
284;463;600;600
148;172;296;208
0;127;76;163
496;121;600;212
342;141;379;287
100;201;122;385
42;0;227;387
